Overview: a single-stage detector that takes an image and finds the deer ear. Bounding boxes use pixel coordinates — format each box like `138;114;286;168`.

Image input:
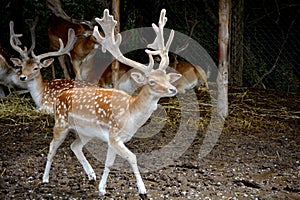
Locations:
41;58;54;68
10;58;22;66
168;73;182;83
131;72;146;84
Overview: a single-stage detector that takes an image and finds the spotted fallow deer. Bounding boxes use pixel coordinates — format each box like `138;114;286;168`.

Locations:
42;9;181;199
46;0;98;80
9;21;92;114
0;18;41;97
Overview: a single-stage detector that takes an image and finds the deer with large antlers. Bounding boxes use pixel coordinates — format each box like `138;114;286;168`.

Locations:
42;9;181;198
0;18;39;97
9;21;92;114
47;0;98;80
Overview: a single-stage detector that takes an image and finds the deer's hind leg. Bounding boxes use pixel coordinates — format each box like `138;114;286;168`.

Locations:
70;135;95;181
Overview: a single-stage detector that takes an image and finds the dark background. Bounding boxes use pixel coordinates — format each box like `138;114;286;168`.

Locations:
0;0;299;92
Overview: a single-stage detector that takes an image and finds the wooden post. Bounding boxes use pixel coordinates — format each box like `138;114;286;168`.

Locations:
111;0;120;87
217;0;231;118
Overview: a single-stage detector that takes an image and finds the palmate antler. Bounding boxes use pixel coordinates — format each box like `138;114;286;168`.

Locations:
93;9;174;76
147;9;174;71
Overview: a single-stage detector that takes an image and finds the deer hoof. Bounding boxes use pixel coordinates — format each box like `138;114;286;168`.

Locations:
99;189;106;196
139;193;148;200
88;172;96;181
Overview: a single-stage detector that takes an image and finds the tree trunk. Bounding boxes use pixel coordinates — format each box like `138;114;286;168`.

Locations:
230;0;244;86
217;0;231;118
111;0;120;87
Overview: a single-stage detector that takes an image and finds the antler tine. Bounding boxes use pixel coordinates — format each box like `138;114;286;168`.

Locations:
32;28;76;62
25;16;38;54
93;9;153;75
9;21;29;59
147;9;174;71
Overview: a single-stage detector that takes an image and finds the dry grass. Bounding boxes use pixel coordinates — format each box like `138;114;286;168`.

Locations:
0;93;43;125
0;87;299;134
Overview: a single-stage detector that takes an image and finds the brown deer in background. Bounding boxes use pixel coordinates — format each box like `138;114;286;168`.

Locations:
46;0;98;80
42;9;181;199
168;55;208;93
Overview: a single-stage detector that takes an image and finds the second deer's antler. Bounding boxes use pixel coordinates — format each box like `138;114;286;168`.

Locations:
32;28;76;62
10;17;38;59
9;21;28;59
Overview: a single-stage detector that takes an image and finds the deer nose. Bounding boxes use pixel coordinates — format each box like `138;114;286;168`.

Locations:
169;87;177;94
20;75;27;81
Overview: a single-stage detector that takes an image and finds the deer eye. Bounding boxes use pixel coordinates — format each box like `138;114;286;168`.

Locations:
33;67;39;71
149;79;156;85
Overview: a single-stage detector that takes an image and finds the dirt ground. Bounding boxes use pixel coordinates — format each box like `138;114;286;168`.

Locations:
0;87;299;199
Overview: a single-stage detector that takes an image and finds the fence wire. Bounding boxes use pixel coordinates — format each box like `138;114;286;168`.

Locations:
243;2;300;92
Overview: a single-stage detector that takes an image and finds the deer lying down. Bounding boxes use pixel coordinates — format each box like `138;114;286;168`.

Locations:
170;57;208;93
42;9;181;199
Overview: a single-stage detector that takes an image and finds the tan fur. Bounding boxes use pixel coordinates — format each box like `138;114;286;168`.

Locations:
48;15;98;80
172;59;208;93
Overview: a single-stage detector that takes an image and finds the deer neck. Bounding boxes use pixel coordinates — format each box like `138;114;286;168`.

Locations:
26;74;46;108
129;85;160;126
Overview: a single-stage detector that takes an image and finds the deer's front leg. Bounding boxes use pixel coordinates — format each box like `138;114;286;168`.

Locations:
43;126;69;183
110;137;147;196
99;146;116;196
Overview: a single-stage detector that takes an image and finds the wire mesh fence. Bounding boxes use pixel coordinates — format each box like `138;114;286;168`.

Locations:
243;0;300;92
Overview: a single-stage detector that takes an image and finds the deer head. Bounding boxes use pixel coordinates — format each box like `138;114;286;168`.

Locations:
9;20;76;82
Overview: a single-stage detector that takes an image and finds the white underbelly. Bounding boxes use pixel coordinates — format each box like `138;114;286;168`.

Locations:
70;125;109;142
69;113;109;142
